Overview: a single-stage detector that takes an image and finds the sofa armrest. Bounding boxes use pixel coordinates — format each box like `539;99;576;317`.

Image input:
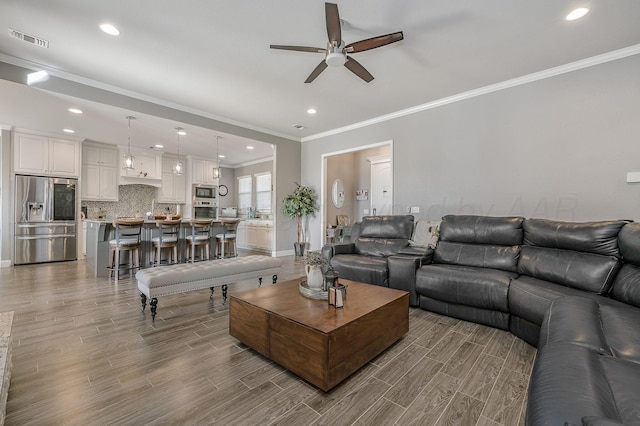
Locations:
322;242;356;261
397;246;434;264
388;255;423;307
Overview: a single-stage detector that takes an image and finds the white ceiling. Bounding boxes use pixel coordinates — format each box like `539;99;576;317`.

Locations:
1;1;639;162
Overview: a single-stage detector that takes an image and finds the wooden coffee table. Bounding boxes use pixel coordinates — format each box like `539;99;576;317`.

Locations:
229;278;409;391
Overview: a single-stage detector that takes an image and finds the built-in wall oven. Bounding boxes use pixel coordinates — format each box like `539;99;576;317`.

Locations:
193;184;217;219
193;201;217;219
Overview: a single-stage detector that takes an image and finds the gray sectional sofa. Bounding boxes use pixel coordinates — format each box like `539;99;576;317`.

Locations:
324;214;640;425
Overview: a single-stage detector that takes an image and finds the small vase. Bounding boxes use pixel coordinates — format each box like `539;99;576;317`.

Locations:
305;264;324;290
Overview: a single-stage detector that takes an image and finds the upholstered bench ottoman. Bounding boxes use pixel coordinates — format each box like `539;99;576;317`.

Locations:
136;255;282;319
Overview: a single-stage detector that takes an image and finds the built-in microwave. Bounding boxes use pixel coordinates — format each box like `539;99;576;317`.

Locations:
193;184;217;201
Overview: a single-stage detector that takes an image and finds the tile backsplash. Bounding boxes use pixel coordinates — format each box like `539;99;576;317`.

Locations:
82;185;178;219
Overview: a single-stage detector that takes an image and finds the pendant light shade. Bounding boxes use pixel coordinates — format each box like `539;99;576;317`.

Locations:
123;116;136;170
174;127;184;175
212;136;222;179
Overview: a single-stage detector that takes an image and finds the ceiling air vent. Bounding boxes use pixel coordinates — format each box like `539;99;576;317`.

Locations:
9;28;49;48
292;124;305;130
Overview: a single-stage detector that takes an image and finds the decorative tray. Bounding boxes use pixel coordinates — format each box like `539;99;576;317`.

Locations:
299;280;328;300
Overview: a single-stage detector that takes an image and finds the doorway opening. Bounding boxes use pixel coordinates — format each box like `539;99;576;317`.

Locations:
321;141;393;245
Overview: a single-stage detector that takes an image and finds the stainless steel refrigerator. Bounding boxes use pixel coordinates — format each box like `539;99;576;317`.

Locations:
15;175;78;265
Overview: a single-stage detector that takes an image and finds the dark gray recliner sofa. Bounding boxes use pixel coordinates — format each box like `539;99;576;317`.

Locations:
322;215;430;305
411;214;639;425
527;222;640;426
415;215;524;330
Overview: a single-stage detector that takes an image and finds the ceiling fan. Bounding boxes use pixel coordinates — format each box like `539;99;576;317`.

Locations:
270;2;404;83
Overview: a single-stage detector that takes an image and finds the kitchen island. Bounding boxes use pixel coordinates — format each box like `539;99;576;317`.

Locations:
84;219;239;277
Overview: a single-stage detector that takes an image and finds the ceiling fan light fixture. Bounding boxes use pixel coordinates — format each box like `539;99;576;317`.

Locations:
326;51;346;67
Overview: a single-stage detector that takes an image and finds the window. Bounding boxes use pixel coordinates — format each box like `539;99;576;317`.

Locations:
255;172;272;213
237;175;252;212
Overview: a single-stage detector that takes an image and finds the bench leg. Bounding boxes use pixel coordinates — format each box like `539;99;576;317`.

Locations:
140;292;147;311
258;277;262;287
222;284;228;304
273;274;278;284
150;298;158;320
210;286;214;299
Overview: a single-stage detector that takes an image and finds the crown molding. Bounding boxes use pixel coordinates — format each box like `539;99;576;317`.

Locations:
302;44;640;142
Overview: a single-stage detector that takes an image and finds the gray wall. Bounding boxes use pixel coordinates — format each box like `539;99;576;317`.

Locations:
302;54;640;250
325;152;356;227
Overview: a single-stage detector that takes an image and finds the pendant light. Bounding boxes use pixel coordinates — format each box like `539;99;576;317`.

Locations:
174;127;184;175
212;136;222;179
123;116;136;170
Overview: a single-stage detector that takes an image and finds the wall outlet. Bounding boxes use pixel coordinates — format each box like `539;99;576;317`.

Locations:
410;206;420;213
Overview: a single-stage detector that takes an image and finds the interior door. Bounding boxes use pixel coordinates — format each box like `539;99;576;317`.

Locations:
370;160;392;216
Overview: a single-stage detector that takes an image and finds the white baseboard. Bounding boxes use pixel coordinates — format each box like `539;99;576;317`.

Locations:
274;249;295;257
0;260;12;268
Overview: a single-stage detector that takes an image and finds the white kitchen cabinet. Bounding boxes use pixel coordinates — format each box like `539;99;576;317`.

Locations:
191;158;220;185
82;143;118;201
14;132;80;177
242;220;273;252
157;155;187;203
120;150;161;179
236;221;247;248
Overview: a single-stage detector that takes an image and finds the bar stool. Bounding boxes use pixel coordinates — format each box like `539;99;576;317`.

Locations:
186;219;213;262
216;219;240;259
108;218;144;280
151;219;181;266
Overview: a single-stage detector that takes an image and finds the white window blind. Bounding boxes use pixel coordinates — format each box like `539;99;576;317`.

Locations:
237;175;252;211
255;172;272;213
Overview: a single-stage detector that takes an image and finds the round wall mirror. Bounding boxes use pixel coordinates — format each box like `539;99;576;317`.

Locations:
332;179;345;208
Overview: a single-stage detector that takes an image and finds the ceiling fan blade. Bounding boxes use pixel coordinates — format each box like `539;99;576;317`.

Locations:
345;31;404;53
325;2;342;47
305;60;328;83
344;57;374;82
270;45;326;53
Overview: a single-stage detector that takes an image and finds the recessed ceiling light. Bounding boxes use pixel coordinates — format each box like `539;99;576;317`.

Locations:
63;128;75;134
176;129;186;136
27;70;49;85
246;146;254;150
155;144;164;149
218;154;225;158
99;23;120;36
68;108;83;114
307;108;317;114
566;7;589;21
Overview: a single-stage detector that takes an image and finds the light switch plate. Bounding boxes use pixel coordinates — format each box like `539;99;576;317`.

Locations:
627;172;640;183
410;206;420;213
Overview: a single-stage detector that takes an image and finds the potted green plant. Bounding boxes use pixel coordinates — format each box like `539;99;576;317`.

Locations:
283;182;319;256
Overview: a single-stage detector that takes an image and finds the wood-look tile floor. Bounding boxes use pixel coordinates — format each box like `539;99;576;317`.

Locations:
0;252;535;425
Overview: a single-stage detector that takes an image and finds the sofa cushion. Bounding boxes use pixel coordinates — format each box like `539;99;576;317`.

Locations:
509;276;601;326
434;241;520;272
540;296;640;364
416;264;515;312
610;222;640;308
518;245;620;294
330;254;388;287
526;343;623;426
610;263;640;308
355;237;410;257
439;215;524;245
523;218;627;257
358;215;414;239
